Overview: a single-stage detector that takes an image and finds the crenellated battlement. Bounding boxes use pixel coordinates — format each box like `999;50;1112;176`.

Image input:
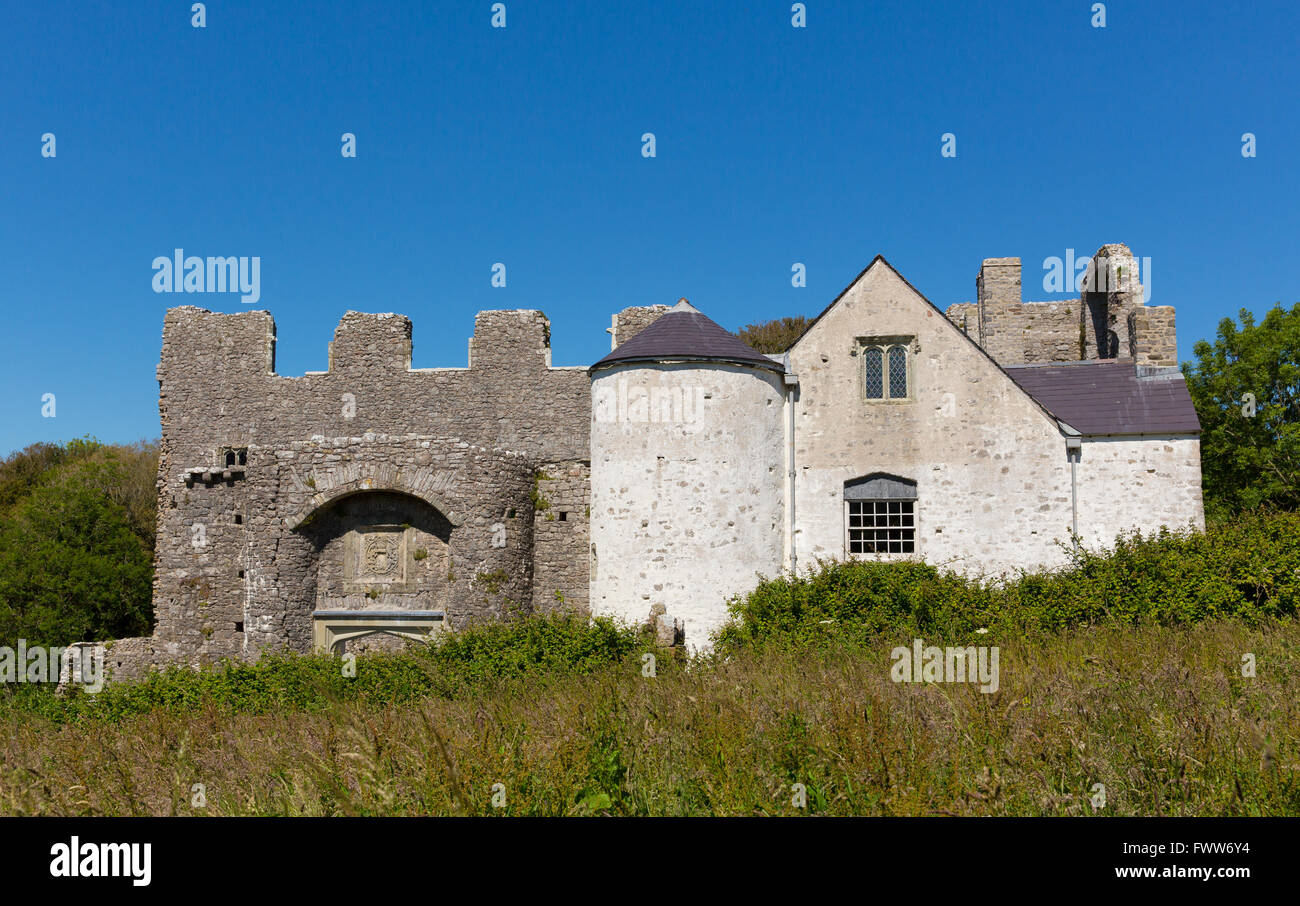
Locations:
160;306;277;376
469;309;554;369
160;306;569;379
157;305;590;483
146;303;595;677
329;312;413;372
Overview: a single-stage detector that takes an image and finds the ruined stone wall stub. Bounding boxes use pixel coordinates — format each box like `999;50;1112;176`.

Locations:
1080;244;1145;360
609;305;671;349
952;245;1168;368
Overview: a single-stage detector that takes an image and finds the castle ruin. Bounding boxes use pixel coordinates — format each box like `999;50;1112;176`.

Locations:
100;243;1202;678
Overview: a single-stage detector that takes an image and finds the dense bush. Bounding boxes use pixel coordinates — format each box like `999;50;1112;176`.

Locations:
717;511;1300;652
425;611;646;683
735;316;812;353
2;612;648;723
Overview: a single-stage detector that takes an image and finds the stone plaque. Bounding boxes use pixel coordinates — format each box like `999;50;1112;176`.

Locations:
344;525;412;593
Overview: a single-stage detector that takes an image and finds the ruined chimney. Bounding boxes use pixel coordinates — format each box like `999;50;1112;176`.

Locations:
977;257;1023;365
1129;306;1178;368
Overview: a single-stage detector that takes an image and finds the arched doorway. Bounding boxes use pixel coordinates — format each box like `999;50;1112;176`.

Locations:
297;490;455;633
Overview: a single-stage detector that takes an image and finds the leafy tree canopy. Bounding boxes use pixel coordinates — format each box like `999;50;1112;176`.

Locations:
0;438;158;647
736;316;812;354
1183;303;1300;519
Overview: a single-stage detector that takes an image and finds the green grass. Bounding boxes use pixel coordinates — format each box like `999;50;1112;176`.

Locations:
0;512;1296;816
1;621;1296;816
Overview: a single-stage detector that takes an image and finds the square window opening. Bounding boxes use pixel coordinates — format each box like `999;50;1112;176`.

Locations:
847;499;916;556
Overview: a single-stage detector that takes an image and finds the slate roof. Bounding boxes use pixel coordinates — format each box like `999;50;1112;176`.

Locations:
591;300;781;372
1005;361;1201;436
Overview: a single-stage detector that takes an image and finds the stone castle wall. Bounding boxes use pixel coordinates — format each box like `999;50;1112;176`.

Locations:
947;244;1176;368
101;243;1188;680
127;305;591;677
531;459;592;615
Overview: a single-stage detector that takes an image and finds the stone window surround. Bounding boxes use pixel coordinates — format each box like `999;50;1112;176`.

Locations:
217;445;249;468
855;335;915;401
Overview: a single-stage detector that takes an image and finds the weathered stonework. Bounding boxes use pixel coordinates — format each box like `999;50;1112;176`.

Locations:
101;242;1201;677
1129;306;1178;367
607;305;671;350
531;459;591;614
118;306;589;678
948;244;1173;366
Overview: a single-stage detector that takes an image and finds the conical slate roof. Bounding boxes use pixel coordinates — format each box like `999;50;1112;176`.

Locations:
591;300;782;372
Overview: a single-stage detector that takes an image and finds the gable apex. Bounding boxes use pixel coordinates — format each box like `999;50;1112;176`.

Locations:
788;255;1070;432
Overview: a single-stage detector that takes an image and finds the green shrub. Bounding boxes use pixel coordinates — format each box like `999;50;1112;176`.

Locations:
425;612;642;685
718;511;1300;652
715;560;996;652
1;612;647;724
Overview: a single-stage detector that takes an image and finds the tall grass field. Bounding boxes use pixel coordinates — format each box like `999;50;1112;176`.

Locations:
1;513;1296;816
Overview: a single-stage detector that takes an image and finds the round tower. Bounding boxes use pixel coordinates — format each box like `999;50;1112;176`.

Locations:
589;300;787;651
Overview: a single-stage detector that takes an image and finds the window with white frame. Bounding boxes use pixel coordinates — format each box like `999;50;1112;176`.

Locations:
859;337;912;400
844;474;916;554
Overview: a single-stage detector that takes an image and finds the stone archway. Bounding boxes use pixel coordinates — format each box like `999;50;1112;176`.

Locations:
296;489;455;617
286;463;464;530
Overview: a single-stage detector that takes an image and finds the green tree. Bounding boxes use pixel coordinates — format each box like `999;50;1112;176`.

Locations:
0;441;74;511
1183;303;1300;519
736;316;812;354
0;441;157;647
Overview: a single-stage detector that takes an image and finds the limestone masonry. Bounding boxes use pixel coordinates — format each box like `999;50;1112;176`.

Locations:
101;243;1203;678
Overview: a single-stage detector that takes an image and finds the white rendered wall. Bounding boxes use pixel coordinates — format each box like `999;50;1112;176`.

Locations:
590;362;786;651
788;262;1075;577
1073;435;1205;548
786;260;1205;579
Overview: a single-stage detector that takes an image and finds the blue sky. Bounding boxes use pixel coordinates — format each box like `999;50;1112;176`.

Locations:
2;0;1296;456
